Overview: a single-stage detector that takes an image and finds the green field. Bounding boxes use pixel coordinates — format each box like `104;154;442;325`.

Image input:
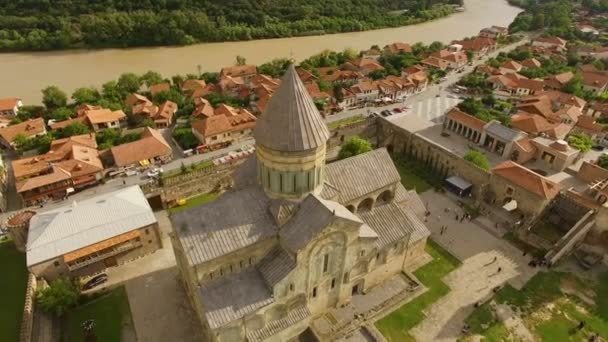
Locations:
375;240;461;341
162;160;214;180
0;239;28;342
168;192;219;214
65;287;133;342
327;115;367;130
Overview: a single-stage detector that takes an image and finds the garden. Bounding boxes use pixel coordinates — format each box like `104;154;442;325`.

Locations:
0;239;28;342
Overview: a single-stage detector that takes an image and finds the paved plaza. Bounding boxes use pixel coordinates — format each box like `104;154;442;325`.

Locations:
409;190;539;341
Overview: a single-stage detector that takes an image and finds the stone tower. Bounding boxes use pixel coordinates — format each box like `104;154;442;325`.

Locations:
253;64;331;200
4;210;36;252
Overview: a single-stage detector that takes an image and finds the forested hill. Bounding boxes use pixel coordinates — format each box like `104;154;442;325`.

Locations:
0;0;460;51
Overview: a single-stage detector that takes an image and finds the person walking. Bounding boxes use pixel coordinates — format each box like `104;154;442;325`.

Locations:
497;267;502;273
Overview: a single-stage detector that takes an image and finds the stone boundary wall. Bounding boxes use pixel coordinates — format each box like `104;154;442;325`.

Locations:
19;272;37;342
327;117;379;150
546;211;596;265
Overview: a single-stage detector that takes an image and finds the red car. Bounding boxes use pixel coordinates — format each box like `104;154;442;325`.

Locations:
392;108;402;113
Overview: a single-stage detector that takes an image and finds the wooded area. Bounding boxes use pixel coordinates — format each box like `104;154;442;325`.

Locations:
0;0;460;51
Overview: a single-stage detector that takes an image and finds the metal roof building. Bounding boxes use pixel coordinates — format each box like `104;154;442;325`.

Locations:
26;185;157;267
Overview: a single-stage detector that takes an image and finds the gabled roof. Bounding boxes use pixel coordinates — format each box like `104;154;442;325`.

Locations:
521;58;542;69
492;161;560;199
384;42;413;54
253;64;330;152
0;117;45;144
279;193;362;254
148;82;170;95
86;109;126;124
0;97;20;111
446;109;486;131
454;37;497;52
220;64;257;78
26;186;157;266
110;127;171;167
16;165;71;193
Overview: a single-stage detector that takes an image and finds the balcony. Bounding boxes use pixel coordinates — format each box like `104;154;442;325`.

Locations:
67;240;143;271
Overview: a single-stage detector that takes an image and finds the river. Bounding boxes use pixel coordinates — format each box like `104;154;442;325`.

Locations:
0;0;521;104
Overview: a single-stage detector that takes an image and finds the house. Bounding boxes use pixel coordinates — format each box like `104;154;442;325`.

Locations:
586;101;608;118
525;90;586;110
0;115;11;128
384;42;413;55
429;49;468;69
191;105;256;148
296;68;318;83
531;37;568;51
86;109;127;131
361;47;382;60
487;73;544;98
110;127;172;168
443;108;486;143
479;121;527;159
574;115;604;141
543;72;574;90
511;112;572;139
0;118;46;148
219;65;258;83
490;161;560;216
148;82;171;96
170;65;430;342
335;88;357;109
421;56;449;70
479;26;508;39
520;58;542;69
499;60;523;74
349;80;380;103
125;93;151;107
514;137;580;172
153;101;178;128
181;79;207;95
581;71;608;94
192;98;215;119
342;58;385;75
577;24;599;35
218;75;248;97
0;98;22;116
11;134;104;205
453;37;497;58
26;186;162;281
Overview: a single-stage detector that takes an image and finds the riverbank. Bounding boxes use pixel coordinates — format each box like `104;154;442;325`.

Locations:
0;0;521;104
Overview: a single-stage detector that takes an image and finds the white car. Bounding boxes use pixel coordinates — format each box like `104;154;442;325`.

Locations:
440;77;448;82
147;168;163;178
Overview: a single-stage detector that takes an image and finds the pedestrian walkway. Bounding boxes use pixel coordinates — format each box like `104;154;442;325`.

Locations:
407;95;462;122
411;191;539;341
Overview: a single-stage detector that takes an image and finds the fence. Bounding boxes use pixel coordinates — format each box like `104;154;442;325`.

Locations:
19;272;37;342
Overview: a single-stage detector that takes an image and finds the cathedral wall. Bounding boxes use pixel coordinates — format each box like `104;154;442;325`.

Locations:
194;237;277;285
362;239;409;290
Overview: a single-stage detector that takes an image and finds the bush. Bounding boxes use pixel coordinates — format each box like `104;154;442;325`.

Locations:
568;133;593;153
338;136;372;160
464;150;490;170
172;128;199;150
37;278;80;317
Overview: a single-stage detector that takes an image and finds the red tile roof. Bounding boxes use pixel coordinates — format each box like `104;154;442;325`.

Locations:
446;109;486;131
492;161;560;199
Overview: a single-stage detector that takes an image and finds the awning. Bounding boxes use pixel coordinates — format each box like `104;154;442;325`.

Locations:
503;200;518;211
445;176;472;192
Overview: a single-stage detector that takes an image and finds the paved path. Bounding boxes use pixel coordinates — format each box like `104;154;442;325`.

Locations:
410;191;538;341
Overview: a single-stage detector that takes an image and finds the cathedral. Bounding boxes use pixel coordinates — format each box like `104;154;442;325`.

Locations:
170;65;430;342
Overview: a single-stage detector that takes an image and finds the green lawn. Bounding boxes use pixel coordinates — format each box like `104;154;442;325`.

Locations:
462;271;608;341
65;287;132;342
375;240;461;341
327;115;366;130
392;156;434;193
0;239;28;342
162;159;214;179
167;192;219;214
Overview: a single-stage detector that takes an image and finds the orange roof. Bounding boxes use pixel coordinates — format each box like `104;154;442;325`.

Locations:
446;109;486;130
220;64;257;78
0;118;45;145
501;60;523;71
385;42;413;54
192;99;215;119
86;109;126;124
49;116;88;130
514;137;536;153
110;128;172;167
521;58;542;68
149;82;171;95
181;79;207;92
576;115;603;133
156;100;177;121
63;230;140;263
0;98;20;111
581;71;608;89
533;36;567;47
125;93;151;107
192;106;256;139
16;165;71;193
492;161;560;199
455;37;497;52
511;112;553;134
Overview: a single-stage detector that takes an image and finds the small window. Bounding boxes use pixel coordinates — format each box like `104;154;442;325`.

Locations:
239;260;244;268
359;250;365;257
145;229;150;235
322;254;329;273
148;240;152;244
376;252;380;260
220;268;224;276
53;261;60;267
331;278;336;289
289;283;294;291
312;287;317;298
229;265;233;272
249;257;253;265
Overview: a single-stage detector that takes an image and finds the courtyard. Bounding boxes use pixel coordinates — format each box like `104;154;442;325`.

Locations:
0;238;28;342
375;190;539;341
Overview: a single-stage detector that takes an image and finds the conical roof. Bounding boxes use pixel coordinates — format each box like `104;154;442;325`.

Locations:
254;64;330;152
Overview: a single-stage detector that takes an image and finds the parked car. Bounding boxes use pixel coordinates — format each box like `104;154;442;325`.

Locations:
393;108;402;113
592;145;604;151
82;273;108;290
381;110;392;117
440;77;448;82
147;167;163;178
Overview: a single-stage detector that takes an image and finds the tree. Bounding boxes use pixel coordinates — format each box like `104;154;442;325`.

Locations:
464;150;490;170
599;154;608;169
61;122;91;137
343;47;359;60
236;55;247;65
117;72;141;94
173;128;200;149
51;107;73;121
42;86;67;109
428;41;444;53
36;278;80;317
338;136;372;160
101;81;121;102
333;83;344;103
71;87;100;105
569;133;593;153
140;71;164;87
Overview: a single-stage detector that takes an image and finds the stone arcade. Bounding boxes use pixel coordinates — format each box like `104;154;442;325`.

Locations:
170;65;430;342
